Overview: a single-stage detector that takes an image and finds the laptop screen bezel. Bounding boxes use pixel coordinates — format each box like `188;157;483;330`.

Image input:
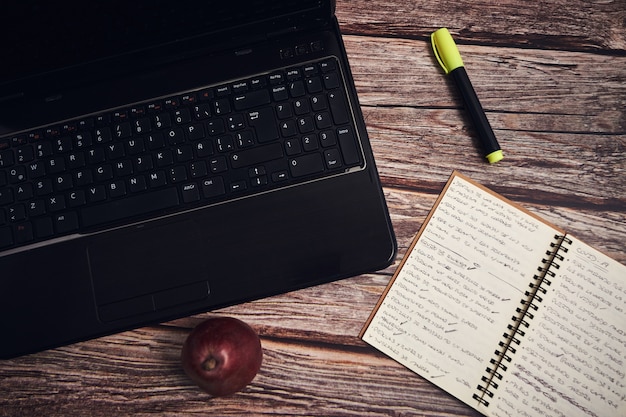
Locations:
1;0;333;99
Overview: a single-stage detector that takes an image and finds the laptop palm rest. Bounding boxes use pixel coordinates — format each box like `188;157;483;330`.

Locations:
87;220;210;323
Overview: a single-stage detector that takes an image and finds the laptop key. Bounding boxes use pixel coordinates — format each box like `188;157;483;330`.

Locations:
8;205;26;222
233;90;271;111
54;212;79;234
324;149;343;169
337;127;360;165
337;127;361;166
34;217;54;238
0;188;13;205
201;177;226;198
248;107;279;143
230;143;283;169
14;223;34;243
181;183;200;203
81;188;180;228
328;91;349;125
289;153;324;177
0;226;13;248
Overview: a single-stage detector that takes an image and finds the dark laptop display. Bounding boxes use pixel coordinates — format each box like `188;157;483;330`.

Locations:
0;0;396;359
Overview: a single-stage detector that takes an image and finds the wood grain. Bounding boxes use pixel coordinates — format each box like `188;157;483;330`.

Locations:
1;0;624;416
335;0;626;53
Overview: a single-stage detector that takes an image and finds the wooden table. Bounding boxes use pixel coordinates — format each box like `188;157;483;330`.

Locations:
1;1;624;416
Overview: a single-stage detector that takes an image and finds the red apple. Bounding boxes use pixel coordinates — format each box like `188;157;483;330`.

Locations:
181;316;263;397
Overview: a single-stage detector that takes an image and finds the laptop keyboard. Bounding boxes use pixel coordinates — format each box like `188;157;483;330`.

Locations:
0;57;363;252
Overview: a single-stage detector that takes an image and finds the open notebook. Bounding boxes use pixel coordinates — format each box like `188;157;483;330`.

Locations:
361;171;626;417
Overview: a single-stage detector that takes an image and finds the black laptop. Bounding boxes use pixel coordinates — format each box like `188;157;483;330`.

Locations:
0;0;396;359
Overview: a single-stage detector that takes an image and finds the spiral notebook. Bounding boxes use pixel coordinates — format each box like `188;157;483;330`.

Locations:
360;171;626;417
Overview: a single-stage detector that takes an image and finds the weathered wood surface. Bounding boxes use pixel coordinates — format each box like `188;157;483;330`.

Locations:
335;0;626;53
1;1;624;416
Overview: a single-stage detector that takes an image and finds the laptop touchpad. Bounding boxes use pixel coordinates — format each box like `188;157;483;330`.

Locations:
87;220;210;321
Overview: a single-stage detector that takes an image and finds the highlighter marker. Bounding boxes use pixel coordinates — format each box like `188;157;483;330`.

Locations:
431;28;503;164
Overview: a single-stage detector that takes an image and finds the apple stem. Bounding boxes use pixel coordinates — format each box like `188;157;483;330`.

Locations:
202;357;218;371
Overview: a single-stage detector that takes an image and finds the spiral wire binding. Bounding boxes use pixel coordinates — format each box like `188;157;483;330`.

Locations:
472;234;570;407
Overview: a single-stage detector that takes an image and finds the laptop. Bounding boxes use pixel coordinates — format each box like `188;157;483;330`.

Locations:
0;0;396;359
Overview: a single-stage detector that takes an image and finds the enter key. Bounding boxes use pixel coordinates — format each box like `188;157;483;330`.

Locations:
247;107;279;143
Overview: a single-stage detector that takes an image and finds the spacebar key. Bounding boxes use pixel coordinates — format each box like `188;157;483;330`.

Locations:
81;188;180;228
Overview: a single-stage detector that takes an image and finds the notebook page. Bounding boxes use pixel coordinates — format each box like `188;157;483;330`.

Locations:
362;173;562;413
493;236;626;417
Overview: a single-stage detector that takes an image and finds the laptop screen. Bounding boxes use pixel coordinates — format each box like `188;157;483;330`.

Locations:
1;0;328;88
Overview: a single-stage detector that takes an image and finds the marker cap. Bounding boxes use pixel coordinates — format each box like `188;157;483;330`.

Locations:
486;149;504;164
431;28;464;74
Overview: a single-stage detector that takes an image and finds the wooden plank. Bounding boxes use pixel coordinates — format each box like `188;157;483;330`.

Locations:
343;36;626;129
0;325;481;417
364;106;626;203
335;0;626;53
